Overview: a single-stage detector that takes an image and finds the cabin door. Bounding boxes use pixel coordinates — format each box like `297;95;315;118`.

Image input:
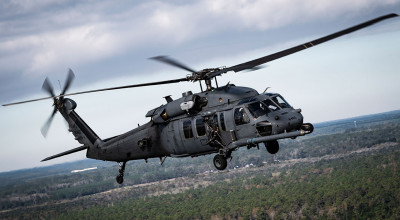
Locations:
180;118;210;155
217;111;236;146
167;121;188;156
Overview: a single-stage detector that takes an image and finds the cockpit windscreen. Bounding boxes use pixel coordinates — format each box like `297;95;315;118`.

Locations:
271;95;291;108
247;102;269;118
262;99;280;112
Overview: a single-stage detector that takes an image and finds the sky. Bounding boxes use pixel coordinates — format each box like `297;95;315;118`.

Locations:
0;0;400;172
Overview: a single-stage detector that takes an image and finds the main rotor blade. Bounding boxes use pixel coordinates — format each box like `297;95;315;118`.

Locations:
2;96;58;106
2;77;189;106
42;77;55;97
61;69;75;95
41;107;57;137
150;56;197;73
208;13;398;78
62;77;190;97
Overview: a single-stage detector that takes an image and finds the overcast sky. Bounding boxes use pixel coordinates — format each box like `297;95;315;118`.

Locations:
1;0;400;172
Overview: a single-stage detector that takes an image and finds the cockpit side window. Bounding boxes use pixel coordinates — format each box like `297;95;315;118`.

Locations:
247;102;269;118
234;107;250;125
183;120;194;139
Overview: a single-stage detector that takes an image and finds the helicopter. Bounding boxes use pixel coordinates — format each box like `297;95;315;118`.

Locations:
3;13;398;184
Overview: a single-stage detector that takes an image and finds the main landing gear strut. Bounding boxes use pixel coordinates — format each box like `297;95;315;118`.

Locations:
116;161;126;184
212;140;281;170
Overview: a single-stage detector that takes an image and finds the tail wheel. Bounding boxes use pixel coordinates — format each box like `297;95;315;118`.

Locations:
213;154;227;170
116;161;126;184
265;140;279;154
116;174;124;184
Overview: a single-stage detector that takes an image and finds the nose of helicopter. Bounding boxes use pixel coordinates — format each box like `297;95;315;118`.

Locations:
257;108;304;135
291;109;304;130
281;108;303;131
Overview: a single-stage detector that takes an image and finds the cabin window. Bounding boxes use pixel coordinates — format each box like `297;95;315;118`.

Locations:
196;118;206;136
234;107;250;125
183;120;193;139
220;112;226;131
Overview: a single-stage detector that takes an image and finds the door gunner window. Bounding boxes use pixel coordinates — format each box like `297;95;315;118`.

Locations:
195;118;206;136
213;114;219;131
183;120;193;139
234;107;250;125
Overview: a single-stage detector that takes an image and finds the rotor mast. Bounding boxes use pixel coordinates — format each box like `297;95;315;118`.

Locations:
186;67;224;92
198;78;216;92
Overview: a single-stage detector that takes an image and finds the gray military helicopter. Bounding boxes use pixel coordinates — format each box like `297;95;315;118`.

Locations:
3;13;397;184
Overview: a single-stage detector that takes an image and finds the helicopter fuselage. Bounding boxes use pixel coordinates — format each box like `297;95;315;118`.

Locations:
83;84;310;163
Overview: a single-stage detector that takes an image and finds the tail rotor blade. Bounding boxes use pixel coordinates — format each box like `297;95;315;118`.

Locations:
41;107;57;137
42;77;55;97
61;69;75;95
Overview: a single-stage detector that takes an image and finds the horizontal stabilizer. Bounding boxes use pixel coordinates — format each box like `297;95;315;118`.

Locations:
41;145;88;162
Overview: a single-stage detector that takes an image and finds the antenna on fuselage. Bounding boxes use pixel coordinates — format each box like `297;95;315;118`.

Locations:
263;87;271;93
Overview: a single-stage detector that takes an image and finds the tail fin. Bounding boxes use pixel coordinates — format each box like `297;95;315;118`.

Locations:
41;145;88;162
67;110;100;146
54;98;102;148
41;98;103;162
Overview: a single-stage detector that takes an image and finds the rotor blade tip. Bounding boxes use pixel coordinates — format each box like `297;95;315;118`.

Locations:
41;129;48;138
149;55;166;60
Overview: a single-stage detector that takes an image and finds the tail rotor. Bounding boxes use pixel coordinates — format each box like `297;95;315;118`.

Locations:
40;69;75;137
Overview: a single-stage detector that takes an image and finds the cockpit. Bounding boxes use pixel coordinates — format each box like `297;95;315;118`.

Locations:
234;93;302;136
244;94;292;119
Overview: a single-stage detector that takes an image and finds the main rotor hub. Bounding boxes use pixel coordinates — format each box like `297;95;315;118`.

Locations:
186;67;224;82
185;67;226;91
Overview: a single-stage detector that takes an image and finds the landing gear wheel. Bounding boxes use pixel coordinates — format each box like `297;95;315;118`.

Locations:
265;140;279;154
213;154;227;170
116;174;124;184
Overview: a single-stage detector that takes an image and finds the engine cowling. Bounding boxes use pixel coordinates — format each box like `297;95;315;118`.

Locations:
150;95;207;123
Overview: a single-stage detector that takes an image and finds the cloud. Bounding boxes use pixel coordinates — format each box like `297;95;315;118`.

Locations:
27;24;120;73
0;0;399;97
204;0;399;30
